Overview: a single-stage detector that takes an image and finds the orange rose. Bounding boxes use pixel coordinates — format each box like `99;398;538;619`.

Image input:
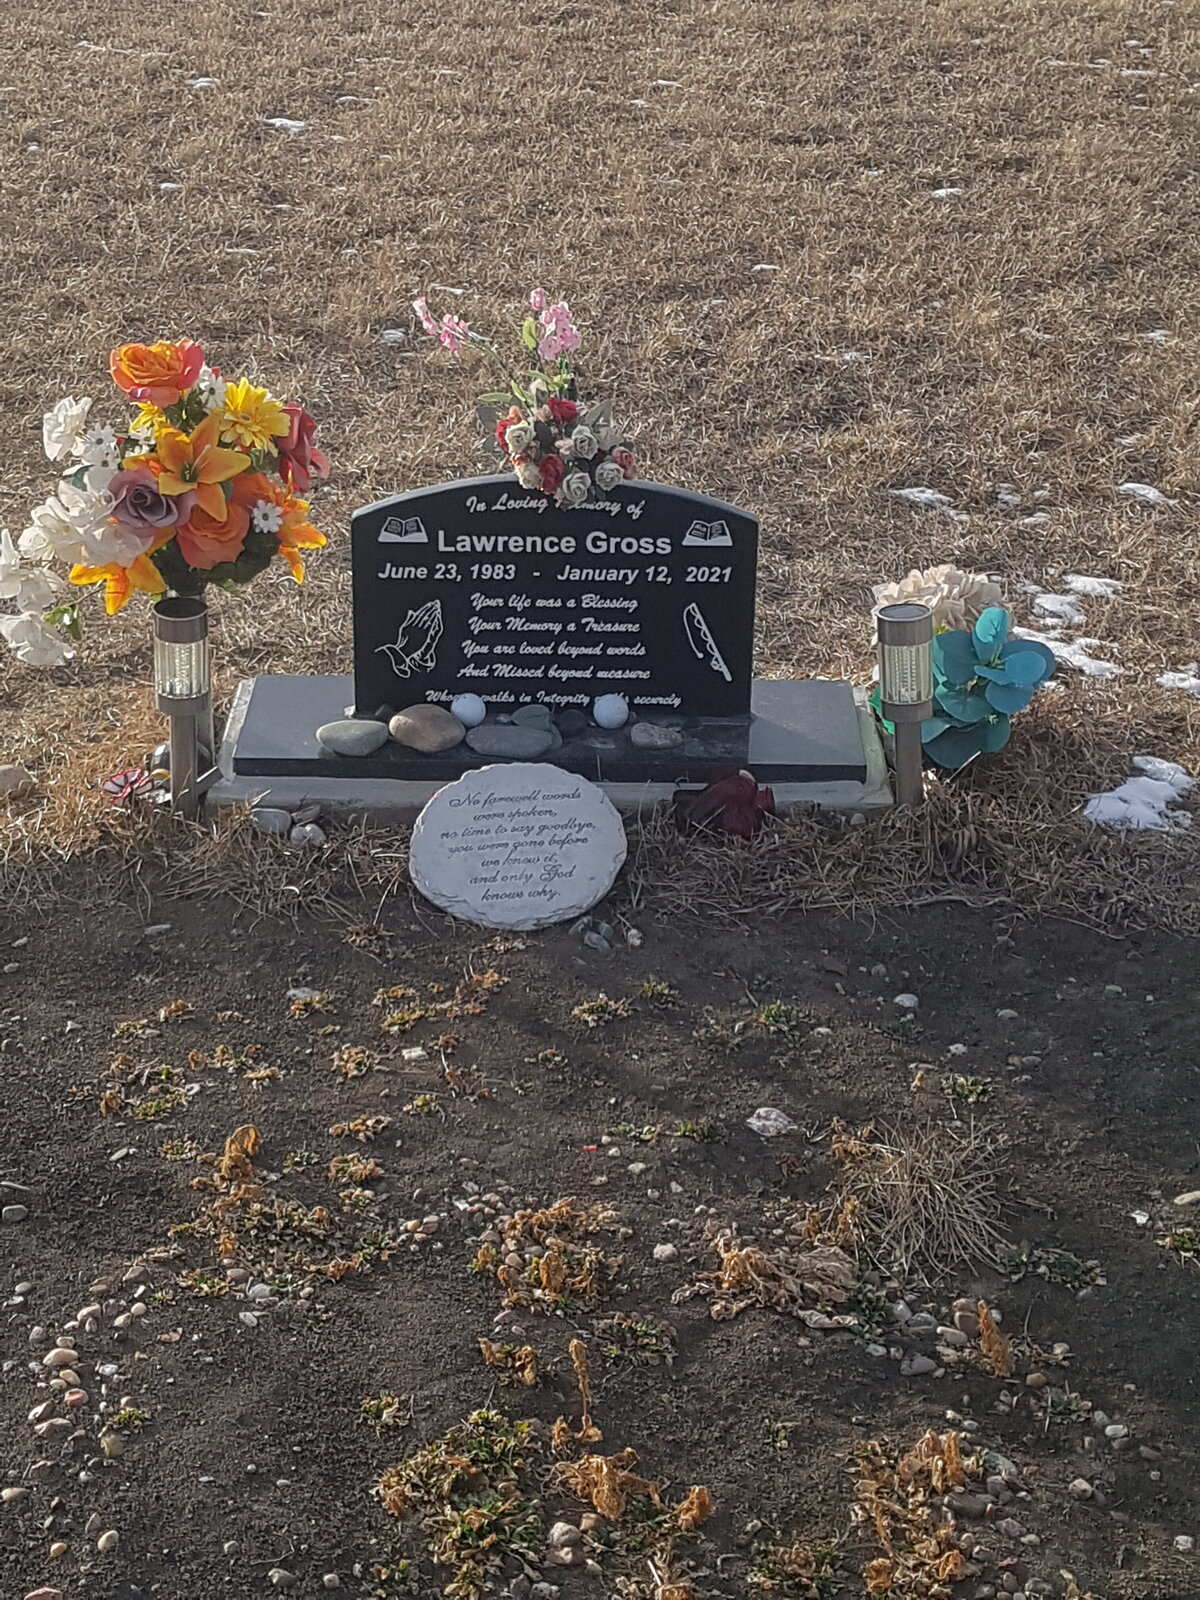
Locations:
110;339;205;407
176;498;250;570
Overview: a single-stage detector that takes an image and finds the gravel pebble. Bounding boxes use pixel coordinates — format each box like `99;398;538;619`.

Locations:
97;1530;119;1553
1175;1535;1195;1554
2;1204;28;1224
893;992;919;1009
653;1243;678;1262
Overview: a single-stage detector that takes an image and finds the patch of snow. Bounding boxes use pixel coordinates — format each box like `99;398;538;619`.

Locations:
1014;627;1122;678
889;487;952;509
1084;757;1193;831
263;117;307;133
652;79;682;88
224;247;259;256
1064;573;1122;599
1138;326;1170;339
930;186;964;198
629;98;649;107
751;263;780;272
188;76;218;88
431;284;465;295
335;95;372;105
159;182;182;192
1019;512;1051;527
1158;665;1200;698
1121;67;1157;76
1118;480;1175;507
1033;592;1088;626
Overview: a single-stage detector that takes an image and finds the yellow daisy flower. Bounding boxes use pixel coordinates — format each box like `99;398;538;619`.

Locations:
220;378;289;453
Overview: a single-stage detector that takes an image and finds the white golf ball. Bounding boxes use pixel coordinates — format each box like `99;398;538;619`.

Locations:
450;694;487;728
593;694;629;729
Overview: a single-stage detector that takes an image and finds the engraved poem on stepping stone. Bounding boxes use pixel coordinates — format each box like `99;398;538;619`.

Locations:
409;763;627;930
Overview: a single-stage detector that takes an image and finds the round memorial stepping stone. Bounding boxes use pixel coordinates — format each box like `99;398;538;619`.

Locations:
389;704;466;753
465;725;554;760
316;719;389;757
409;763;627;930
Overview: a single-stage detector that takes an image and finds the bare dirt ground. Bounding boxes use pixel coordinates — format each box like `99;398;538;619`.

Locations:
1;1;1199;1597
0;880;1198;1599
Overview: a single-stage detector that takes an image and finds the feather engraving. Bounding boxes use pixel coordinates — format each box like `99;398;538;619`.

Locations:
683;602;732;682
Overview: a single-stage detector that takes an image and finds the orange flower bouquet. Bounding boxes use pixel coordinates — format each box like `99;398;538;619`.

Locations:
0;339;328;665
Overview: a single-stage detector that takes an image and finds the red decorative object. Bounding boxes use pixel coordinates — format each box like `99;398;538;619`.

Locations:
101;767;153;806
673;769;776;839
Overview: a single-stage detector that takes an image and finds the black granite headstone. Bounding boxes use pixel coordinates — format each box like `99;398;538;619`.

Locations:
350;476;758;720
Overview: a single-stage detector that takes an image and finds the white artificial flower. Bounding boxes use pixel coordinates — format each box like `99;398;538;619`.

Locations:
252;498;283;534
42;396;93;462
73;422;119;470
0;610;73;667
196;365;227;411
872;564;1004;635
514;459;542;492
594;458;624;491
20;494;83;564
0;531;53;612
559;470;591;508
570;425;598;461
129;412;158;444
504;421;535;455
52;477;145;568
0;528;22;595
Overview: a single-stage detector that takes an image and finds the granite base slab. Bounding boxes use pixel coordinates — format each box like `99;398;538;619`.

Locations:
208;674;892;818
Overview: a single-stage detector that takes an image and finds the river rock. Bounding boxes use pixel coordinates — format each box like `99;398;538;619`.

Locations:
630;722;683;750
512;703;554;730
251;807;292;835
465;726;554;760
0;764;35;799
2;1204;29;1224
557;709;591;738
317;719;389;757
1174;1190;1200;1207
389;704;466;753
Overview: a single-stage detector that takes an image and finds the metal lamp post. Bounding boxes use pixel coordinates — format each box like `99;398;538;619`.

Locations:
876;601;933;808
152;596;215;819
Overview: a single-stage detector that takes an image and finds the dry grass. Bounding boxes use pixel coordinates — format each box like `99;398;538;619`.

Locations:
829;1121;1007;1276
0;0;1198;924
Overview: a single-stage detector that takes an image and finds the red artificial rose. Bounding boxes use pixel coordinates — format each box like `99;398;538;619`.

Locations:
539;454;565;494
277;403;330;494
547;397;578;426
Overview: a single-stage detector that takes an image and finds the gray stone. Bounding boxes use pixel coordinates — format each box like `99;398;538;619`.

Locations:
289;823;326;847
1174;1190;1200;1207
557;709;591;738
2;1205;29;1224
630;722;684;750
251;807;293;835
512;704;554;730
0;764;34;799
465;726;554;760
902;1354;938;1376
389;704;466;753
317;718;390;757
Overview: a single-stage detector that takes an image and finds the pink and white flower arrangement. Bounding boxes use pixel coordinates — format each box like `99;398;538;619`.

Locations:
412;289;638;506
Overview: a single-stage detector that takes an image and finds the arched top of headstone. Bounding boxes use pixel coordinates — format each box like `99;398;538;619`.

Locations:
350;475;758;721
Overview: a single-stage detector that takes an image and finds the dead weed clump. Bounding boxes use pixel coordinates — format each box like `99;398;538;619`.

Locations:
374;1409;543;1600
472;1198;628;1315
673;1225;858;1329
828;1121;1007;1277
854;1430;978;1598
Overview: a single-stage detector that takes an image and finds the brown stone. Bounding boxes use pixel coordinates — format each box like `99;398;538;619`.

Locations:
388;704;465;753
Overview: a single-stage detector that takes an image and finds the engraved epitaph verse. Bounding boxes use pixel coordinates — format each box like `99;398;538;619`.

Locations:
351;476;758;718
408;763;628;930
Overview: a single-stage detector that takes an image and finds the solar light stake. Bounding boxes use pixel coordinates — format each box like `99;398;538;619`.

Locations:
876;601;934;809
153;596;213;820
